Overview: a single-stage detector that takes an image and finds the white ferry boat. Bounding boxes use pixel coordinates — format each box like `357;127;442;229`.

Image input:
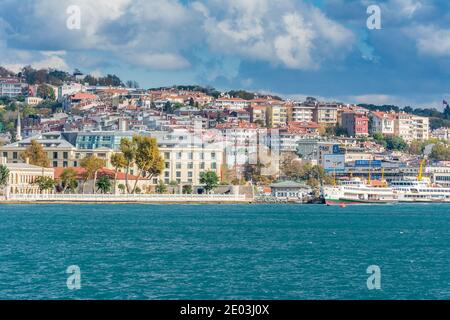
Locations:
322;178;398;206
390;178;450;203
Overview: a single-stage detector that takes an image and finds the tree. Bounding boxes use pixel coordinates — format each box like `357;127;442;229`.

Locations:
385;136;408;151
182;185;193;194
200;171;219;194
119;138;137;193
59;168;78;193
444;105;450;120
80;155;105;194
96;175;112;194
34;176;56;193
155;181;167;194
430;143;450;161
131;136;164;194
118;184;126;194
21;140;50;167
0;165;9;195
111;153;127;194
37;84;56;100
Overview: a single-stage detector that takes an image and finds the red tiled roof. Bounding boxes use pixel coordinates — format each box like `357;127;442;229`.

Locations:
71;92;98;100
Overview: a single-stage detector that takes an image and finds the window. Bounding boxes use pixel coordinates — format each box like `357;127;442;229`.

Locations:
211;152;216;160
53;161;58;167
164;172;170;178
63;161;68;168
176;152;182;160
200;162;205;170
164;152;170;159
187;163;193;169
211;163;217;170
63;152;68;160
165;162;170;169
188;172;193;178
176;163;182;169
13;152;17;159
188;152;193;160
176;171;181;178
73;161;78;167
2;152;6;158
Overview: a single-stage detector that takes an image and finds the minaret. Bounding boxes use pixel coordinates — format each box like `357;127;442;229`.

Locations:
15;107;22;142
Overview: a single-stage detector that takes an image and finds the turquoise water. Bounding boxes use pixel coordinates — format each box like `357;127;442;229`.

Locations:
0;204;450;300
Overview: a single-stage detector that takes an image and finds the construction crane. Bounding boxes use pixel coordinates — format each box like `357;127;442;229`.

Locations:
417;159;426;181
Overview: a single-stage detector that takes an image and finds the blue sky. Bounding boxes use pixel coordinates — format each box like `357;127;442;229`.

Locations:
0;0;449;109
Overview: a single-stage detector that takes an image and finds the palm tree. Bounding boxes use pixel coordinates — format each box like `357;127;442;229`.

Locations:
110;153;126;194
96;175;112;194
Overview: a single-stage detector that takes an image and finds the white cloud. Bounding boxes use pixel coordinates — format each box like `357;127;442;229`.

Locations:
196;0;354;70
126;53;190;70
413;25;450;57
0;0;354;73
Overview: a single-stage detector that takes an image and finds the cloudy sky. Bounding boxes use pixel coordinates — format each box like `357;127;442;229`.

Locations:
0;0;449;108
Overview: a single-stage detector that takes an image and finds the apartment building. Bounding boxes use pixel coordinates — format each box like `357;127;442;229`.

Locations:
341;112;369;137
266;105;288;128
0;77;26;98
292;102;315;123
370;111;396;135
313;103;338;125
411;115;429;141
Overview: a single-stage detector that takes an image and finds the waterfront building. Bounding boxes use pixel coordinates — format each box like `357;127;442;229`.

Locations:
269;181;312;200
0;132;114;168
0;157;55;197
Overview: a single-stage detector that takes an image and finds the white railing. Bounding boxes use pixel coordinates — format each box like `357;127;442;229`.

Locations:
6;193;249;203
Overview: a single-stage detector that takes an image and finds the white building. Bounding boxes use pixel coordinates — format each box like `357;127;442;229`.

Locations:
0;157;55;198
292;103;315;122
58;83;84;102
215;98;250;111
370;111;396;135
